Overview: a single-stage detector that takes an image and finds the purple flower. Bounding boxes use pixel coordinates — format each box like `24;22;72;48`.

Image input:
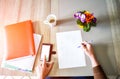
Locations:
80;14;86;23
93;18;97;23
74;12;81;19
74;11;88;23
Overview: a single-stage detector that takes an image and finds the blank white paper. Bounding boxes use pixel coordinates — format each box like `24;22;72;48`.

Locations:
56;30;86;69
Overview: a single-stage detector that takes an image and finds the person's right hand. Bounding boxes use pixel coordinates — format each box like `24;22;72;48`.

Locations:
81;41;99;67
81;41;94;58
36;56;54;79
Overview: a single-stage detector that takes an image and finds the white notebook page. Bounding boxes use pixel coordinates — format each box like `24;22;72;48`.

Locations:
56;30;86;69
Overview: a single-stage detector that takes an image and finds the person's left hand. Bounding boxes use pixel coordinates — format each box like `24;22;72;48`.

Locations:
36;56;54;79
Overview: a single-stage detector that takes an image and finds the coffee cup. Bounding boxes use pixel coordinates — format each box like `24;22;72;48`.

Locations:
44;14;57;27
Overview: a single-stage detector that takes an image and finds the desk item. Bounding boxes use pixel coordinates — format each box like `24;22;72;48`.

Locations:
44;14;57;27
74;10;97;32
40;44;53;61
1;34;42;72
56;30;86;69
4;20;35;60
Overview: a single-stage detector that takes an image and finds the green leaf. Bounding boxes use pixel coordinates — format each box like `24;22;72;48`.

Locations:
77;19;86;27
83;23;91;32
90;22;96;26
77;19;82;25
83;26;87;32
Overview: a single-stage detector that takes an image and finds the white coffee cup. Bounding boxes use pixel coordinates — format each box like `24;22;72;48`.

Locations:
44;14;57;27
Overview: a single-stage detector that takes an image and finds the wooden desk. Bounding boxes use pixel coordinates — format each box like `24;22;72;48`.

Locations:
0;0;51;76
0;0;120;77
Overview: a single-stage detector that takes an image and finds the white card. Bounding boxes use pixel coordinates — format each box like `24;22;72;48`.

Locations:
56;30;86;69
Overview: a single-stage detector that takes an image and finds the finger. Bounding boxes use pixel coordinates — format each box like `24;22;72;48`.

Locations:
82;41;92;48
48;61;54;70
81;42;85;46
81;44;86;50
83;41;88;44
81;41;87;45
81;42;88;51
42;55;46;67
81;41;86;47
43;55;46;61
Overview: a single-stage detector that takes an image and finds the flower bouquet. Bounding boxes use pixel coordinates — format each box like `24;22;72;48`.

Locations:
74;10;97;32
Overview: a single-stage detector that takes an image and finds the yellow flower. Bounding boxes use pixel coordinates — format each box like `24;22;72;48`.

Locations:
78;25;84;29
85;11;90;14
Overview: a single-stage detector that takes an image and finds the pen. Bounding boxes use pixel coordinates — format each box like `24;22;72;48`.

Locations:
77;40;93;48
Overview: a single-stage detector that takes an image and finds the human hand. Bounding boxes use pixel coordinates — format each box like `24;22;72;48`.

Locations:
36;56;54;79
81;41;99;67
81;41;94;58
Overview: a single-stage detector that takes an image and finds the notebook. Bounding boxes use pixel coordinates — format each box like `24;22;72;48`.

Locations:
56;30;86;69
4;20;35;60
1;34;42;72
